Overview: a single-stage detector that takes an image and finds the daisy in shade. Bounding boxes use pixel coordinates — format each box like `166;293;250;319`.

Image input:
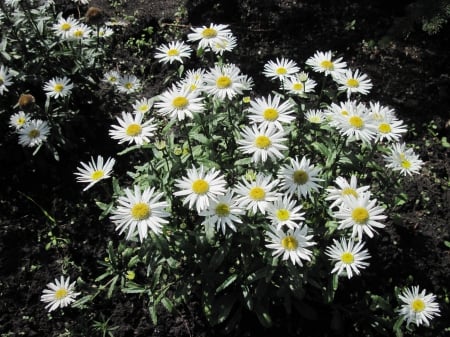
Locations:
267;195;305;230
370;106;407;142
52;16;81;39
210;33;237;55
187;23;232;50
177;68;206;93
199;191;244;234
265;225;316;266
18;119;50;147
154;84;205;121
154;40;192;64
247;94;296;130
305;50;347;77
103;70;121;85
109;112;156;145
116;74;141;94
383;142;423;176
324;99;365;124
174;165;227;213
110;186;170;242
43;76;74;99
74;155;115;191
283;72;317;96
326;175;371;209
332;103;377;143
41;276;80;312
70;23;93;42
237;124;288;163
203;63;249;100
334;68;373;98
9;111;29;130
334;192;386;240
263;57;300;81
234;173;279;214
132;97;153;114
368;101;396;121
304;109;325;124
278;156;323;199
397;286;440;327
325;237;371;279
0;65;13;95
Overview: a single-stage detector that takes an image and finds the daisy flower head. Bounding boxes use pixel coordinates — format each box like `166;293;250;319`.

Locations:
132;97;153;114
72;0;90;5
154;40;192;64
74;155;115;191
210;33;237;55
110;185;170;242
278;156;323;199
178;68;206;93
109;111;156;145
267;195;305;230
203;63;249;100
102;70;121;85
334;192;386;240
187;23;232;50
397;286;440;327
304;109;326;125
43;76;74;99
324;99;365;125
283;72;317;96
334;68;373;98
154;84;205;121
18;119;50;147
263;57;300;81
0;65;13;95
234;173;279;215
265;225;316;266
237;124;288;163
305;50;347;77
384;142;423;176
69;23;93;41
368;101;396;121
325;175;371;209
98;26;114;38
40;276;80;312
198;191;244;234
247;94;296;130
9;111;30;130
174;165;227;213
369;105;407;142
116;74;141;94
325;237;371;279
52;16;81;39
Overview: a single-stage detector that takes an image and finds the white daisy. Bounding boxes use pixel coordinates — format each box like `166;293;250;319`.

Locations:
174;165;227;213
0;65;13;95
69;23;93;41
324;99;365;124
237;124;288;163
187;23;232;50
247;94;296;130
110;185;170;242
154;40;192;64
52;16;81;39
177;68;206;93
18;119;50;147
98;26;114;38
334;68;373;98
40;276;80;312
109;112;156;145
331;103;377;143
9;111;29;129
234;173;279;214
265;225;316;266
368;101;396;121
43;76;74;99
132;97;153;114
154;84;205;121
74;155;115;191
304;109;325;124
397;286;440;327
278;156;323;198
383;142;423;176
203;64;249;100
305;50;347;77
116;74;141;94
210;33;237;55
267;195;305;230
263;57;300;81
198;191;244;234
282;72;317;96
334;192;387;240
72;0;90;5
369;106;407;142
102;70;121;85
325;175;371;209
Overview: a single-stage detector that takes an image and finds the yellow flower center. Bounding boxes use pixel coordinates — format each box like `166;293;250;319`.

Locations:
281;235;298;250
401;159;412;169
293;83;303;91
28;129;40;138
254;135;271;149
349;116;364;129
0;77;4;85
249;187;265;201
320;60;334;70
126;123;142;137
263;108;279;121
124;82;133;90
54;84;64;93
73;30;83;38
192;179;209;195
189;84;197;91
411;298;426;312
293;170;308;185
341;110;349;116
216;76;232;89
167;48;179;56
276;67;287;75
378;123;391;134
276;209;290;221
61;23;71;31
202;27;217;38
342;187;358;197
54;288;68;300
172;96;189;109
215;203;230;217
341;252;354;264
126;270;136;280
346;78;359;88
109;76;117;83
17;117;26;126
351;207;369;224
91;170;104;181
138;105;149;113
131;202;151;220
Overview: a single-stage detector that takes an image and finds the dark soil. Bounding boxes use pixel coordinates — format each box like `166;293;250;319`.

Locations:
1;0;449;336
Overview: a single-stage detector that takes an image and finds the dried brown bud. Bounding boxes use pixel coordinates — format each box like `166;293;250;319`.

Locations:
85;7;103;25
18;93;35;110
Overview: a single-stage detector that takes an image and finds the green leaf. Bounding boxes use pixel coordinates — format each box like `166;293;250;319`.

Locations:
216;274;238;293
